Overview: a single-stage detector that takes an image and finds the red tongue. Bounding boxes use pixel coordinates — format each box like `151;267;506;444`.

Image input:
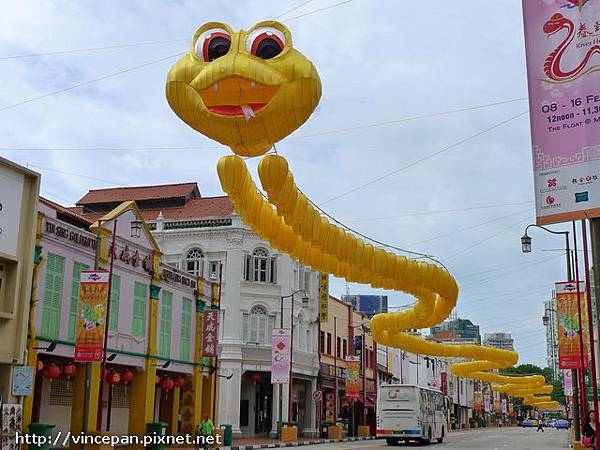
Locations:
208;104;265;116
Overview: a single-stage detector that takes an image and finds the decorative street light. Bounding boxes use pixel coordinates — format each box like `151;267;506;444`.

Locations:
130;219;143;238
520;234;532;253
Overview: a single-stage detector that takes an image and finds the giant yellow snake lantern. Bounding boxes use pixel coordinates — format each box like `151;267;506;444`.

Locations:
166;21;558;410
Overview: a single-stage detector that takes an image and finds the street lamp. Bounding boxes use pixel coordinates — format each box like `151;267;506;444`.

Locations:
278;290;308;438
520;223;581;438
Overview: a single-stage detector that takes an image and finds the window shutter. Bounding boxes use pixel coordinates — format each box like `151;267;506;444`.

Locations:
180;298;192;361
109;275;120;332
159;291;172;358
250;315;258;343
270;257;277;284
304;270;310;294
42;253;65;339
242;314;249;343
68;262;89;341
132;282;148;337
258;315;267;344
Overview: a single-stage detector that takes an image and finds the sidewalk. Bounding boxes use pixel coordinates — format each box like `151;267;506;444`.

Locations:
221;436;381;450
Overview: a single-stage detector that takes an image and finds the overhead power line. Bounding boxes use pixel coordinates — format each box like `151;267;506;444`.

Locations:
0;52;183;113
283;0;357;22
347;201;531;223
0;38;187;60
319;110;529;205
275;0;317;19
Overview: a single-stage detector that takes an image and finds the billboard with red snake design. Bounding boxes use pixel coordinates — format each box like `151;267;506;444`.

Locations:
523;0;600;224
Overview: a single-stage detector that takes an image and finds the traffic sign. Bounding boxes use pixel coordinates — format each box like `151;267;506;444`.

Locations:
313;390;323;402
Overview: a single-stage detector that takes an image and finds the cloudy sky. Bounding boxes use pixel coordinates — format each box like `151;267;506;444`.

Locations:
0;0;578;367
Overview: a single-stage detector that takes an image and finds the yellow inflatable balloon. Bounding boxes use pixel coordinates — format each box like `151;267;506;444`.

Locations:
167;22;559;411
166;21;321;157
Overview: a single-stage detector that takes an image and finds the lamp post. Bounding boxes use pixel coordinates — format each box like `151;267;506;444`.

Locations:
521;223;582;440
278;290;307;438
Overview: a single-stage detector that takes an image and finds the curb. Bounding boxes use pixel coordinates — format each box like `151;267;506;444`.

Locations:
222;436;382;450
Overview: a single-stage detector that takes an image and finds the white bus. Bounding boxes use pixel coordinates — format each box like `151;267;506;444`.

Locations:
377;384;448;446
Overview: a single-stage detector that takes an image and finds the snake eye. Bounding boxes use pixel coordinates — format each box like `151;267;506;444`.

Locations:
195;28;231;62
246;27;285;59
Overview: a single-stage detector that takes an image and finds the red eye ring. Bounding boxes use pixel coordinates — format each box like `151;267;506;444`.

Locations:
203;32;231;62
195;28;231;62
251;32;284;57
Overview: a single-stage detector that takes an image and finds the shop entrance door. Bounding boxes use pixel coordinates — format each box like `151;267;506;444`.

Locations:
255;381;273;435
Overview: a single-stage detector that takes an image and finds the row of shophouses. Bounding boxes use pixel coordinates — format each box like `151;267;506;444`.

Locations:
0;158;519;444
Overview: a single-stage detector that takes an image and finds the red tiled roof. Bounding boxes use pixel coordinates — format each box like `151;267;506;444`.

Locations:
70;195;234;221
76;182;200;205
431;329;459;341
40;197;93;225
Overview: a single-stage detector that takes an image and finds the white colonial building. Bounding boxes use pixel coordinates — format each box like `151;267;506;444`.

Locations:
72;182;321;437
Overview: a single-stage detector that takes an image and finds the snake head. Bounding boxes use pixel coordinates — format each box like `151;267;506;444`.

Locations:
166;21;322;157
543;13;568;35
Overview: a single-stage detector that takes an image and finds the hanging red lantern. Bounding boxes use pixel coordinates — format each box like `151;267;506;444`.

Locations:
249;373;262;383
121;369;134;385
44;363;61;379
160;376;174;391
105;370;121;385
36;360;45;373
174;375;186;388
63;363;76;379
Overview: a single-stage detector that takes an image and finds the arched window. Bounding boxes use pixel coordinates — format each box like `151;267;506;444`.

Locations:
244;247;277;283
185;247;204;276
242;305;274;345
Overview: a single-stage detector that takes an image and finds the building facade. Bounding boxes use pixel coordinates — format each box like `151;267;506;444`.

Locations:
430;317;481;344
341;295;388;318
73;183;321;438
0;158;39;447
24;198;218;442
482;333;514;351
543;292;559;379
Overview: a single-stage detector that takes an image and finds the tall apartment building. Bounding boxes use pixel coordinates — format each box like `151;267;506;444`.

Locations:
482;332;514;351
543;292;559;379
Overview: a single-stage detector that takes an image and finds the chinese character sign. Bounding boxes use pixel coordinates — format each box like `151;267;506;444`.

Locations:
271;328;291;384
556;281;588;369
202;309;220;357
501;398;507;415
523;0;600;225
484;394;491;413
345;356;360;400
441;372;448;396
74;271;110;362
319;273;329;323
563;369;574;396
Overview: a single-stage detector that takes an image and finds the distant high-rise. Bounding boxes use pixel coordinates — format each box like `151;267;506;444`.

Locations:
341;295;388;317
543;291;559;379
483;332;514;351
430;317;481;344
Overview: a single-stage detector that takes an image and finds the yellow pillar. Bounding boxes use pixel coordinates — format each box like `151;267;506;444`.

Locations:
170;386;180;434
128;251;161;440
23;213;45;432
181;293;206;435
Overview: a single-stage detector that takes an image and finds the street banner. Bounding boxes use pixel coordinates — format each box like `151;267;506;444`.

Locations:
474;392;482;411
271;328;291;384
563;369;574;396
508;402;514;416
556;281;589;369
522;0;600;225
441;372;448;396
74;270;110;362
345;356;361;400
319;273;329;322
484;394;491;413
501;398;507;415
202;309;220;357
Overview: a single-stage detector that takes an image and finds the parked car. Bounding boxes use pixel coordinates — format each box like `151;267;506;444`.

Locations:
521;419;533;427
554;419;570;429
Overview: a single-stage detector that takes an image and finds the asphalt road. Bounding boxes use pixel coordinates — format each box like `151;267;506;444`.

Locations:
306;427;571;450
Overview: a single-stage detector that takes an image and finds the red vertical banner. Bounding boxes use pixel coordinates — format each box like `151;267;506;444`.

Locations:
440;372;448;396
202;309;220;356
345;356;360;400
556;281;588;369
74;271;110;362
271;328;291;384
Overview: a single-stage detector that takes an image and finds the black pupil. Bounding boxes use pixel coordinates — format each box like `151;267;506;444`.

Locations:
207;36;230;61
255;37;283;59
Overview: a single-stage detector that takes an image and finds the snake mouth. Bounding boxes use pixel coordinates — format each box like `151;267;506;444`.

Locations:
197;76;279;118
